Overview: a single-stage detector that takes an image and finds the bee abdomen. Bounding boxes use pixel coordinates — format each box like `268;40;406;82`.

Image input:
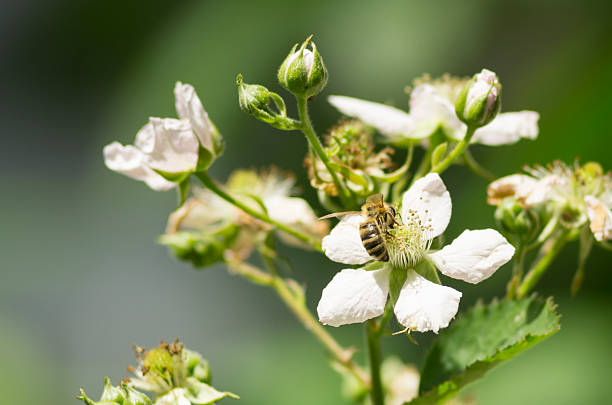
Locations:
359;220;389;262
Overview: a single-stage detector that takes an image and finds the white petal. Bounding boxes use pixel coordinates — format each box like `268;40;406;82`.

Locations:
401;173;451;238
585;195;612;241
328;95;423;139
393;270;461;333
322;215;372;264
524;174;567;206
103;141;175;191
472;111;540;146
174;82;215;152
409;84;464;141
265;196;325;248
156;388;191;405
317;268;390;327
487;174;538;205
429;229;515;284
140;118;199;173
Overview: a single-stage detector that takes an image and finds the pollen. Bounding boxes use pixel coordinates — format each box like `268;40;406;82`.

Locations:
385;208;432;269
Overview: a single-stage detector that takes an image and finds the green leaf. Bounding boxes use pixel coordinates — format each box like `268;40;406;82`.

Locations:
408;296;560;405
430;142;448;168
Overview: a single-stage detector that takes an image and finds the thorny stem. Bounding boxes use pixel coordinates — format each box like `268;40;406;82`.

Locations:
516;230;570;299
296;96;353;207
430;125;477;174
366;319;385;405
226;256;371;388
195;171;322;251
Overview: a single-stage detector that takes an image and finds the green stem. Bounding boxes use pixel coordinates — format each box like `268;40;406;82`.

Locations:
366;320;385;405
463;148;495;181
296;96;353;207
571;226;593;296
430;126;477;174
195;171;322;251
506;244;525;299
516;230;569;299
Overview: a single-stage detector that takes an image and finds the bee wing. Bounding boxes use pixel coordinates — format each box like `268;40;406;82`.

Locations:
366;193;384;205
318;211;362;220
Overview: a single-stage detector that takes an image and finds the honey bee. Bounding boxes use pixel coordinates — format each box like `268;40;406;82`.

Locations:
320;194;398;262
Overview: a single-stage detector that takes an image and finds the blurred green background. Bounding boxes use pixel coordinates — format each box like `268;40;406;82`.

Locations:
2;1;611;404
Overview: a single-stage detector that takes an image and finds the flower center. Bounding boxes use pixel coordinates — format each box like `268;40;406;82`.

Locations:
385;209;432;270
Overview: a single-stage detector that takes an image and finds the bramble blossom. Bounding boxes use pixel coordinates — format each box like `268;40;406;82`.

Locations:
328;71;539;146
317;173;514;333
488;161;612;241
103;82;220;191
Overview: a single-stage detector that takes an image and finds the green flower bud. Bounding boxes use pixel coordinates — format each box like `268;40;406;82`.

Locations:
495;197;532;235
236;74;299;130
158;226;240;269
278;35;328;98
455;68;501;127
237;74;273;117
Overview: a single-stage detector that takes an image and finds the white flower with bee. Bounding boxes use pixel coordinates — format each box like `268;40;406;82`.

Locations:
317;173;515;333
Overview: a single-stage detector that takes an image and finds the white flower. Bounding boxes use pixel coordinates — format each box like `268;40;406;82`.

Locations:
104;83;218;191
584;195;612;241
488;161;612;241
166;168;328;254
328;74;539;146
317;173;514;333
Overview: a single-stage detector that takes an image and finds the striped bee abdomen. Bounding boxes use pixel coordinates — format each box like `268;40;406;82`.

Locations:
359;219;389;262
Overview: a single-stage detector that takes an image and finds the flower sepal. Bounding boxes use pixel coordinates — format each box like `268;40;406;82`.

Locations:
78;379;151;405
494;197;535;236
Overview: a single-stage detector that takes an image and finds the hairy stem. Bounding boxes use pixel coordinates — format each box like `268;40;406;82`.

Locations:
430;126;477;174
195;171;322;251
366;320;385;405
506;244;525;299
516;230;569;299
296;96;353;207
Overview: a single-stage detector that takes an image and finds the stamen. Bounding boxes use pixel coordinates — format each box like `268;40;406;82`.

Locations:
385;208;432;269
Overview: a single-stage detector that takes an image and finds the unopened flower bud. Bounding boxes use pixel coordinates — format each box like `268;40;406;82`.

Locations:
495;197;532;235
455;68;501;127
237;74;273;116
278;35;328;98
236;74;298;130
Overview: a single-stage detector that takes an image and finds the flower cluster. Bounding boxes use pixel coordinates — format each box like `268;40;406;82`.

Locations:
317;173;514;333
488;161;612;241
305;120;403;198
160;167;328;266
78;340;237;405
